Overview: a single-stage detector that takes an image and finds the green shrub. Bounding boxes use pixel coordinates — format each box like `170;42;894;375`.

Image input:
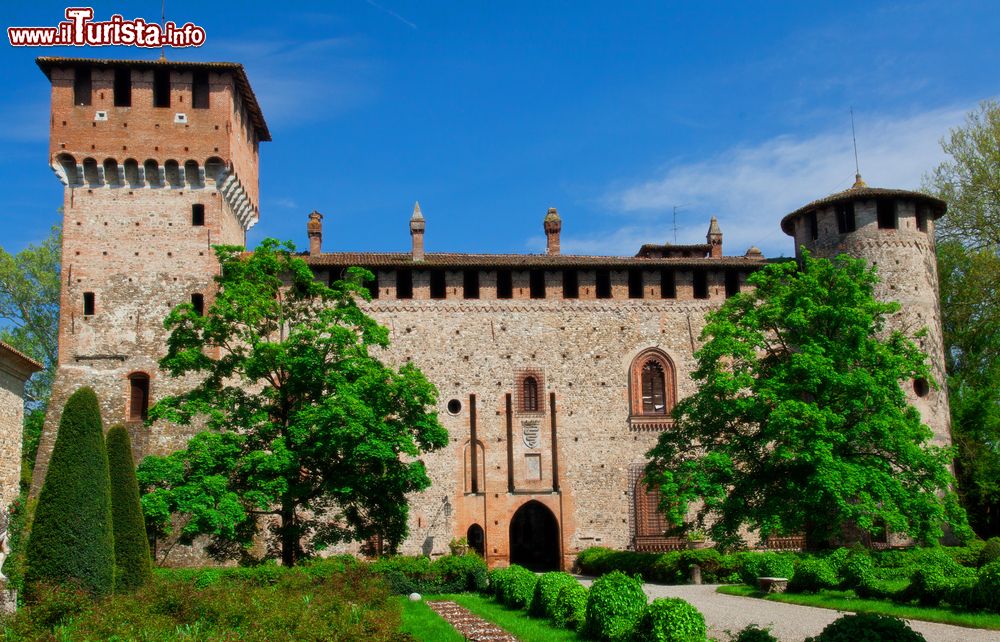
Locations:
679;549;722;582
369;553;487;594
25;387;115;597
944;575;979;611
106;425;153;592
976;559;1000;613
854;576;907;602
631;597;706;642
906;565;952;607
584;570;647;641
650;551;684;583
788;558;838;593
979;537;1000;568
823;547;850;577
804;613;926;642
731;624;779;642
739;553;795;586
839;550;874;589
553;582;588;631
530;571;579;618
490;564;537;609
944;542;982;567
432;553;489;592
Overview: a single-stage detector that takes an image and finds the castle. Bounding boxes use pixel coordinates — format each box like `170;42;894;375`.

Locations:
29;57;951;570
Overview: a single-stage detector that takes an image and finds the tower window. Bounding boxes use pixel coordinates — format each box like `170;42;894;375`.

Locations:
365;273;379;300
877;199;897;230
836;202;856;233
396;270;413;299
916;205;929;232
562;270;579;299
463;270;479;299
113;68;131;107
529;269;545;299
83;292;95;316
128;373;150;422
641;361;667;414
430;270;446;299
629;349;675;418
153;69;170;108
73;67;92;106
522;376;539;412
192;71;209;109
496;270;513;299
192;203;205;226
693;270;709;299
190;293;205;316
660;269;676;299
725;270;740;298
628;269;644;299
517;370;544;414
807;211;818;240
596;269;612;299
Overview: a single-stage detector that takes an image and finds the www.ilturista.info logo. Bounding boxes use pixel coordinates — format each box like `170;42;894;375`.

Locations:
8;8;206;48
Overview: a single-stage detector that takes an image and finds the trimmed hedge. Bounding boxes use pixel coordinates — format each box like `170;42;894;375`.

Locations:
632;597;706;642
584;570;647;641
739;552;795;586
976;559;1000;613
788;558;838;593
804;613;926;642
529;571;579;618
370;553;487;594
488;564;537;609
106;425;153;592
552;582;588;631
25;387;115;597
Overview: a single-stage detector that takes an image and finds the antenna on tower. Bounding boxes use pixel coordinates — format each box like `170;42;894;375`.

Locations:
671;205;687;244
850;106;864;187
160;0;167;60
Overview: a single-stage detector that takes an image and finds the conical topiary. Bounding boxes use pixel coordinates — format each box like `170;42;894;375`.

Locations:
106;424;152;591
25;387;114;596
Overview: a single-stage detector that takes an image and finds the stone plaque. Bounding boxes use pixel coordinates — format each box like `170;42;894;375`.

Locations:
522;420;541;449
525;453;541;481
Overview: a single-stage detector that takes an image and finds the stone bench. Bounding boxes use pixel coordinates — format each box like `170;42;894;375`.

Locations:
757;577;789;594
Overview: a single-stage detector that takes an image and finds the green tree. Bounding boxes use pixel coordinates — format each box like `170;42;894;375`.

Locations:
924;100;1000;537
645;252;969;549
106;425;152;591
137;239;447;565
24;387;114;596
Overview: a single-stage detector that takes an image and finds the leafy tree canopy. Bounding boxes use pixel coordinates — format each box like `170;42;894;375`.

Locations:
137;239;448;565
645;252;970;549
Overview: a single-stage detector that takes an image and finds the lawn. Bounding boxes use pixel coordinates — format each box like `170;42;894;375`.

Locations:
400;593;584;642
716;584;1000;631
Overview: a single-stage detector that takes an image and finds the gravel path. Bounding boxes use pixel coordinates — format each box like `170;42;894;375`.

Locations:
576;578;1000;642
426;600;519;641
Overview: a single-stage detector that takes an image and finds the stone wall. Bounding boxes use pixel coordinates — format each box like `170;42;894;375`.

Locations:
0;368;25;512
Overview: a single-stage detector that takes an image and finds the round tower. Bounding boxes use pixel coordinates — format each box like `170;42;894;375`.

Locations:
781;175;950;446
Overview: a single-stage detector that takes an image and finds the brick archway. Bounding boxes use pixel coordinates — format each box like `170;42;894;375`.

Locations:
509;500;560;571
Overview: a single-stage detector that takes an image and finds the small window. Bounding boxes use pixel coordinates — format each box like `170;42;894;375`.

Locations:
430;270;446;299
629;350;676;418
192;71;209;109
529;269;545;299
660;270;676;299
396;270;413;299
725;270;740;298
693;271;708;299
522;376;539;413
916;205;929;233
463;270;479;299
562;270;579;299
447;398;462;415
190;293;205;316
192;203;205;226
628;269;643;299
596;269;612;299
73;67;92;106
913;378;929;397
497;270;513;299
128;373;150;422
366;273;379;299
877;199;897;230
83;292;95;316
153;69;170;108
113;68;131;107
836;202;856;233
807;211;818;240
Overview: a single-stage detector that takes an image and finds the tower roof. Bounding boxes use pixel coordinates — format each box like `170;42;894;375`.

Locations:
781;182;946;235
36;56;271;141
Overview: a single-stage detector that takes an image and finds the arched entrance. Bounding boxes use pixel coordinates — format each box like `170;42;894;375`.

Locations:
467;523;485;557
509;500;560;571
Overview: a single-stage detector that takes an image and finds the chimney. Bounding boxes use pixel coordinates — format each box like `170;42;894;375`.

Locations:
706;216;722;259
410;201;425;261
544;207;562;255
307;211;323;255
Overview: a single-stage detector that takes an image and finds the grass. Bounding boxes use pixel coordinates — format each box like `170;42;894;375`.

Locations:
411;593;584;642
717;584;1000;631
398;597;465;641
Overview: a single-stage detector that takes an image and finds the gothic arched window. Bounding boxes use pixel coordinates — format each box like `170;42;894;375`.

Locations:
641;361;666;414
629;349;676;425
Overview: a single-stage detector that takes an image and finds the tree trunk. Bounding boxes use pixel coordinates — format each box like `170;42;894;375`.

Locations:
280;498;296;567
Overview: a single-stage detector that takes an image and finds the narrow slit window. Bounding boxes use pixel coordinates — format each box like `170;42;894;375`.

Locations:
693;271;709;299
877;199;897;229
192;71;209;109
430;270;446;299
153;69;170;108
807;211;818;240
725;270;740;298
192;203;205;226
113;68;131;107
128;374;150;422
396;270;413;299
496;270;513;299
660;269;676;299
916;205;928;232
523;376;539;412
83;292;95;316
191;293;205;316
529;269;545;299
596;269;612;299
628;269;643;299
562;270;579;299
463;270;480;299
73;67;92;106
836;203;856;233
366;273;379;299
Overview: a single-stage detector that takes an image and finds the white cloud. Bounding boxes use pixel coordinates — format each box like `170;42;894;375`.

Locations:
581;106;968;258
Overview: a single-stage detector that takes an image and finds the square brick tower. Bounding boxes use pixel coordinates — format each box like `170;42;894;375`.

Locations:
31;58;269;495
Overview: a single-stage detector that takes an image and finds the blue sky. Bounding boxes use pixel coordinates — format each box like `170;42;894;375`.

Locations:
1;1;997;258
